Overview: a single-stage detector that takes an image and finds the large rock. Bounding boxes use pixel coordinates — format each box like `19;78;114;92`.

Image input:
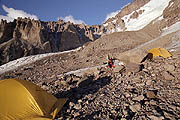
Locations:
129;104;141;112
163;64;175;72
146;91;156;99
162;71;174;80
132;95;144;101
148;115;164;120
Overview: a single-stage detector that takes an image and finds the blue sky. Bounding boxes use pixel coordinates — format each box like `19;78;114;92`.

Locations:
0;0;133;25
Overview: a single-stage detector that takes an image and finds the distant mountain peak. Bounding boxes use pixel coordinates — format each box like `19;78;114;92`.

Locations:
103;0;174;33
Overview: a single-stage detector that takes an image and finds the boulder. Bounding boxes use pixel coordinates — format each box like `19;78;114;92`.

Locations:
146;91;156;99
130;104;141;112
162;71;174;80
163;64;175;72
132;95;144;101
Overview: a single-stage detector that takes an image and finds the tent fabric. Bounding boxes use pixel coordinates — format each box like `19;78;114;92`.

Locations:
148;48;172;58
141;48;172;63
0;78;67;120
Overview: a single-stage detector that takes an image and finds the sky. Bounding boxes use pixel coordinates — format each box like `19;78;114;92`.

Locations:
0;0;133;25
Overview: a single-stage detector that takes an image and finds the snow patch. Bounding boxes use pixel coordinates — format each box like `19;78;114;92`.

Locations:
122;0;170;31
0;47;81;75
166;31;180;51
103;23;108;27
111;29;115;33
152;16;164;24
168;40;180;51
112;19;117;24
116;26;123;32
157;16;164;21
161;22;180;36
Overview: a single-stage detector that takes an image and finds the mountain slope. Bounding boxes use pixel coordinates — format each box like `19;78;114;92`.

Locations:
103;0;179;33
1;0;180;74
1;0;180;65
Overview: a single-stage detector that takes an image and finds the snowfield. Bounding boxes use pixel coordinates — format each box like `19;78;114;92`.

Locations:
103;0;171;33
162;21;180;36
122;0;171;31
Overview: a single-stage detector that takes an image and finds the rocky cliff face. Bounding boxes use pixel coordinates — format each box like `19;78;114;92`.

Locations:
115;0;150;18
103;0;180;33
162;0;180;27
104;0;151;33
0;18;104;65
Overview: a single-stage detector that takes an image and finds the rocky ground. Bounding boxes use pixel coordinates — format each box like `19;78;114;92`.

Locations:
1;52;180;120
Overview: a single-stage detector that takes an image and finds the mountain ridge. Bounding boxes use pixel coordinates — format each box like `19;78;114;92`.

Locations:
0;0;180;65
0;18;103;65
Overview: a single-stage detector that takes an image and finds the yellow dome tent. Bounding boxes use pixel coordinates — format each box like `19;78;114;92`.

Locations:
148;48;172;58
141;48;172;63
0;78;67;120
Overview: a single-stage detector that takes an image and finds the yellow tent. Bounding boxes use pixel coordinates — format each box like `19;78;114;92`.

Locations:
0;78;67;120
141;48;172;63
148;48;172;58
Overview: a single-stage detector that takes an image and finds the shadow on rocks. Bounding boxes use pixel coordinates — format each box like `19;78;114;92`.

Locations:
55;75;112;119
